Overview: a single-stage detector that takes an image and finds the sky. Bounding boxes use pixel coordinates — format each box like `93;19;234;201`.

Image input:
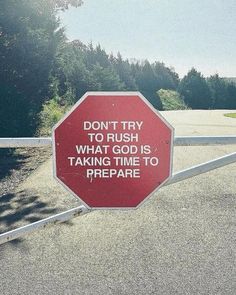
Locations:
60;0;236;77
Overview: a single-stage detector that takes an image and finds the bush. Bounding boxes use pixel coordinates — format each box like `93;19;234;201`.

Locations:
158;89;189;110
37;99;69;135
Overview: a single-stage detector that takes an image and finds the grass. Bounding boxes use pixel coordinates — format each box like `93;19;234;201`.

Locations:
224;113;236;118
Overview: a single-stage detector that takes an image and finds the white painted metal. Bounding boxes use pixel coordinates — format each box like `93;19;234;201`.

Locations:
0;135;236;244
1;136;236;148
0;205;90;245
0;137;51;148
1;152;236;245
166;152;236;186
174;136;236;146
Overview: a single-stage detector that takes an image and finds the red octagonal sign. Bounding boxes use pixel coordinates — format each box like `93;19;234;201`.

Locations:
53;92;174;209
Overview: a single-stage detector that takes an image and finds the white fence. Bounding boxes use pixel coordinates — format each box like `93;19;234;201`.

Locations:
0;136;236;245
1;136;236;147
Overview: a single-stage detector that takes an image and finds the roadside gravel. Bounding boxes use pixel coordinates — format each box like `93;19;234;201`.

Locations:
0;147;51;195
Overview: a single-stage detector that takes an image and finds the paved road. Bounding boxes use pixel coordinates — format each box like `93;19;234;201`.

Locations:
0;110;236;295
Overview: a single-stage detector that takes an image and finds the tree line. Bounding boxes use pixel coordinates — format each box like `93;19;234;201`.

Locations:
0;0;236;138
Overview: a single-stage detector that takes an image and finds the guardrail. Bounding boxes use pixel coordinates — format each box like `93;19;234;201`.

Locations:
0;135;236;245
1;136;236;147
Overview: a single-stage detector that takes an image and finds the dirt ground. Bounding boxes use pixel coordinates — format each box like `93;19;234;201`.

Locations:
0;147;52;195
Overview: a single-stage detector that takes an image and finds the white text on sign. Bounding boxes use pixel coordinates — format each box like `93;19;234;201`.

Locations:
67;120;159;179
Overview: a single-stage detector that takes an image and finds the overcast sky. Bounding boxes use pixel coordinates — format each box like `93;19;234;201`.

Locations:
60;0;236;77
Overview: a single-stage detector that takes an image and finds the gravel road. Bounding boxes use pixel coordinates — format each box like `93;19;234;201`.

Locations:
0;110;236;295
0;147;51;196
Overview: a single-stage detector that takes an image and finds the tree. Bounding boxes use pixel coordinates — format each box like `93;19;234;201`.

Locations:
90;64;125;91
179;68;212;109
225;82;236;109
0;0;82;137
52;41;92;103
206;75;236;109
111;53;138;90
207;74;227;108
134;61;162;109
53;0;83;10
153;62;179;90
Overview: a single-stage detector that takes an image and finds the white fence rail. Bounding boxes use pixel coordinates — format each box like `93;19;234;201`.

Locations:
0;206;90;245
1;136;236;147
166;151;236;186
0;135;236;245
0;137;51;148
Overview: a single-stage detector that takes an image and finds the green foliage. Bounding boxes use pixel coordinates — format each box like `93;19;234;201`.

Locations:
111;53;138;90
1;0;236;141
178;68;212;109
53;41;92;101
0;0;83;137
132;60;179;109
158;89;189;110
153;62;179;90
53;41;178;109
207;74;227;108
226;82;236;109
0;0;65;136
53;0;83;10
0;84;30;137
224;78;236;85
207;74;236;109
38;99;69;135
90;64;125;91
224;113;236;118
178;70;236;109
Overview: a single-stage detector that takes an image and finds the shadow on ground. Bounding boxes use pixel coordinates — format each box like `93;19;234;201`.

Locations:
0;190;57;244
0;150;29;181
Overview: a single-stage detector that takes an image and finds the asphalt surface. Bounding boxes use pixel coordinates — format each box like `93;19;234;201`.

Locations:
0;110;236;295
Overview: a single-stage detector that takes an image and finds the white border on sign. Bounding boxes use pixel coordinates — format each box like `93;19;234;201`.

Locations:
52;91;174;210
